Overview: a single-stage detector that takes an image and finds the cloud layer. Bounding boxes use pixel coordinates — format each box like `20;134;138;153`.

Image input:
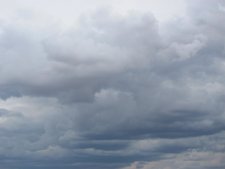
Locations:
0;0;224;168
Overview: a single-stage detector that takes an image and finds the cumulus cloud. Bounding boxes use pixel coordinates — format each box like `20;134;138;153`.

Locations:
0;0;224;168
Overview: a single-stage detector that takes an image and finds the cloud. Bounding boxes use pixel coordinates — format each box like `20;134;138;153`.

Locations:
0;0;224;168
122;150;225;169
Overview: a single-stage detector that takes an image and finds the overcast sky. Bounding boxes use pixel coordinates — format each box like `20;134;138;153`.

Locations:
0;0;225;169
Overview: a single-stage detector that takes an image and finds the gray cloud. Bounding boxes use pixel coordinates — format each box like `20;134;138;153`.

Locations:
0;0;224;169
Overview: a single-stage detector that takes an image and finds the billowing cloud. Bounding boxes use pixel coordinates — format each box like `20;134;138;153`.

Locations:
0;0;224;168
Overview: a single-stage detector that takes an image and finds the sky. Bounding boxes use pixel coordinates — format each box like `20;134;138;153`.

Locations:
0;0;225;169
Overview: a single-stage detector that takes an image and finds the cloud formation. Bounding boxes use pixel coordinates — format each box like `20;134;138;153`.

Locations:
0;0;224;168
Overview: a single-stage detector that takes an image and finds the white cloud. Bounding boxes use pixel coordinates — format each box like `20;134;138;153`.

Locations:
122;151;225;169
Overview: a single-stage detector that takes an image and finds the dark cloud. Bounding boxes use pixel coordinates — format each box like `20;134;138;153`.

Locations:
0;0;224;169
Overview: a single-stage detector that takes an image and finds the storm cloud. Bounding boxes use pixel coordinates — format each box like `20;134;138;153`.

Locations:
0;0;224;168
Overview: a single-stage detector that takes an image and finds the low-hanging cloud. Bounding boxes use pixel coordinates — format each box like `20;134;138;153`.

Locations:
0;0;224;169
